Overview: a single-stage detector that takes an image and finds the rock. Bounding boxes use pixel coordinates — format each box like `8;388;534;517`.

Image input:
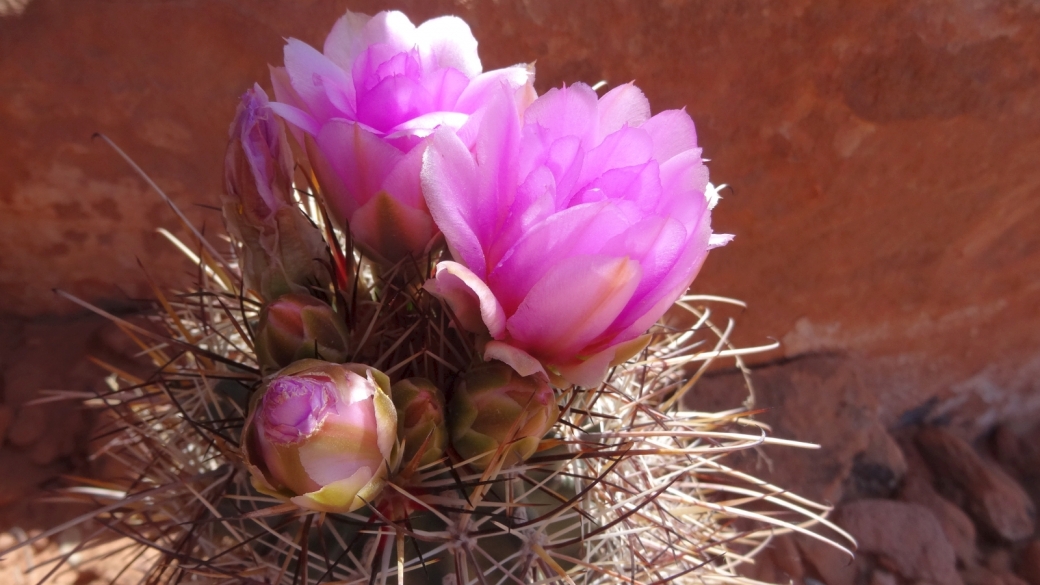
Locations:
771;534;805;582
989;549;1016;574
0;403;14;445
1016;540;1040;585
795;533;860;585
838;499;962;585
962;566;1031;585
843;423;908;500
691;354;879;503
871;568;898;585
6;403;47;447
899;438;978;566
992;424;1040;508
916;426;1036;542
0;449;57;507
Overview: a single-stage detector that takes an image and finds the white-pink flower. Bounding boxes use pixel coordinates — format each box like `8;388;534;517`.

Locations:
269;10;533;265
423;83;731;388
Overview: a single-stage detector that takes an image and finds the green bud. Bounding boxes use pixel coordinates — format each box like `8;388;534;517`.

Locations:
391;378;448;470
255;294;349;373
449;361;558;470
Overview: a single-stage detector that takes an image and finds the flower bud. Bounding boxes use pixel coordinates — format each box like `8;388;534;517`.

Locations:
223;84;332;300
242;360;398;513
449;361;558;470
255;294;349;373
391;378;448;470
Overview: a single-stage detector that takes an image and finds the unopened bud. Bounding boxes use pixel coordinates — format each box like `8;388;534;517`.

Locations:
223;85;331;300
391;378;448;470
242;360;398;513
449;361;558;470
255;294;349;373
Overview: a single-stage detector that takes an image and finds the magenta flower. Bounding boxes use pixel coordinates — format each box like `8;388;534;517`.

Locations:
242;361;397;513
423;83;732;388
269;10;533;265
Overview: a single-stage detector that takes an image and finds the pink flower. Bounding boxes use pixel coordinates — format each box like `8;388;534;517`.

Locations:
242;361;398;513
269;10;533;264
423;83;732;388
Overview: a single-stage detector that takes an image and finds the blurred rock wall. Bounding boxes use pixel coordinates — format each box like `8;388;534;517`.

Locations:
1;0;1038;435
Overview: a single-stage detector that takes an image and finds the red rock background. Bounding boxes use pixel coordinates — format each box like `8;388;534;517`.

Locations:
1;0;1039;583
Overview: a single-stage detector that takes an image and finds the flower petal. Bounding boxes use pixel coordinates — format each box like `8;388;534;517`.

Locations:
489;201;631;314
350;191;437;264
323;10;373;70
456;65;533;114
483;341;548;380
506;254;641;359
416;15;482;78
424;261;506;338
422;126;487;275
596;83;651;141
315;120;404;214
641;109;700;163
284;38;355;122
522;84;599;151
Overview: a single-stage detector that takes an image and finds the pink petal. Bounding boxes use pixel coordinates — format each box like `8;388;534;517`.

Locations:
386;111;469;141
603;211;712;346
284;38;355;122
423;67;471;111
505;254;641;359
305;134;352;230
268;102;320;137
362;11;419;54
456;65;533;114
596;83;651;141
576;125;653;192
656;151;709;223
355;72;434;134
485;166;556;271
522;84;599;151
575;161;662;211
556;334;652;388
323;10;373;70
380;141;426;209
600;216;686;309
350;191;436;263
424;261;506;337
421;126;488;276
315;120;404;213
416;16;482;78
489;201;631;314
483;341;547;380
641;109;700;163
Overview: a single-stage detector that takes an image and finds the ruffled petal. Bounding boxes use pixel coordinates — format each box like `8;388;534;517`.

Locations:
455;65;533;114
416;16;482;78
362;11;419;54
506;254;641;359
284;38;355;122
315;120;404;213
489;201;631;314
641;109;700;163
323;10;373;70
350;191;437;263
483;341;548;380
596;83;651;141
422;126;488;276
522;84;599;152
424;261;506;338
